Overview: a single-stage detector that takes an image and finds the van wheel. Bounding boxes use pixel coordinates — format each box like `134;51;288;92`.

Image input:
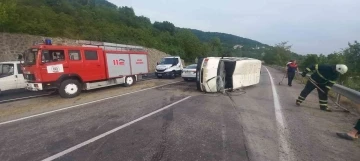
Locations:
171;71;176;79
124;76;135;87
59;79;81;98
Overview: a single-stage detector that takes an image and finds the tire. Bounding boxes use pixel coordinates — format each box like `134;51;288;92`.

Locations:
177;70;182;76
170;71;176;79
59;79;81;98
124;76;135;87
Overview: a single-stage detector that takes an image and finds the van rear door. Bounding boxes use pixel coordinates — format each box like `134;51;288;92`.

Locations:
198;58;221;92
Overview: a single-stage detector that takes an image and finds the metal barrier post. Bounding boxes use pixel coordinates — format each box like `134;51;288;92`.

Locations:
336;94;341;105
336;81;344;105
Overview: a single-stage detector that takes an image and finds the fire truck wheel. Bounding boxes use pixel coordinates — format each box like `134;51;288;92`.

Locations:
59;79;81;98
124;76;135;87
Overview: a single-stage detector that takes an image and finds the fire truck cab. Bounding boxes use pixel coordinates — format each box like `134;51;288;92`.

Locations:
21;40;149;98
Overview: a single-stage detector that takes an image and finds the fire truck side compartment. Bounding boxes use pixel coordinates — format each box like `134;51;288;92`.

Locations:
105;53;131;78
130;54;149;74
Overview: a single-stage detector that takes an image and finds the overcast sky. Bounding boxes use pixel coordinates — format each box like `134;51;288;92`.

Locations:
107;0;359;55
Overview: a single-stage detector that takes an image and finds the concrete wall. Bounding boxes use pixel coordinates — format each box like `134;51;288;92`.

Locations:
0;32;179;72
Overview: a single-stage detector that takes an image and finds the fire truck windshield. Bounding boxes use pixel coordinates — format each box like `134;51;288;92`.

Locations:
23;48;38;66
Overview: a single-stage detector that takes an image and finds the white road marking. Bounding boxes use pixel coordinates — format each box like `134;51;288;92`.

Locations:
0;81;182;126
41;96;191;161
264;67;294;161
0;93;51;104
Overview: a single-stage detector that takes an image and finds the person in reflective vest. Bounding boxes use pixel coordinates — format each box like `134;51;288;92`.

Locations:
286;60;299;86
285;60;293;78
296;64;348;112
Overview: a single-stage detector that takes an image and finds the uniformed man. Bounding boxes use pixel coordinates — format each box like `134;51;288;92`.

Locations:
296;64;348;112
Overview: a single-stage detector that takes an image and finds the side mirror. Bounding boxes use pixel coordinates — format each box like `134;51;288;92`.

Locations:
157;62;159;65
17;54;23;60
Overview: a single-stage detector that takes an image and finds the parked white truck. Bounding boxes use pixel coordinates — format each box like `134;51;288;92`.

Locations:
155;56;183;78
0;61;26;94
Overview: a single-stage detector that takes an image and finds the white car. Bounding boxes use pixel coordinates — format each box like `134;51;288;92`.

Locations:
155;56;183;78
0;61;26;94
181;64;197;81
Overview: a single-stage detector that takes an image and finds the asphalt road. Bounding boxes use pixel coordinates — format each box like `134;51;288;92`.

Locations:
0;67;359;161
0;74;155;104
0;89;53;104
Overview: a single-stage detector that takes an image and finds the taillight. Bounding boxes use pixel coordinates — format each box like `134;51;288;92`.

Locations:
203;58;209;67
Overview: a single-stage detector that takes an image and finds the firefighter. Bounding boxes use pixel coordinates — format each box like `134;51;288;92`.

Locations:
295;64;348;112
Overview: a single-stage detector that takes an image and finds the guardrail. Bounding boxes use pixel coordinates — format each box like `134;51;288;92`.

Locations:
269;65;360;108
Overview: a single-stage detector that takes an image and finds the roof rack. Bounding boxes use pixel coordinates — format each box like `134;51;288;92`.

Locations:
76;40;146;51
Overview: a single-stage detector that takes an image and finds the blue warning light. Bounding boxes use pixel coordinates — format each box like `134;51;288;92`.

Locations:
45;38;52;45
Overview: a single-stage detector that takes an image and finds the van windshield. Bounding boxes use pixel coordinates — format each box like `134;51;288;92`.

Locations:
0;64;15;78
159;58;178;65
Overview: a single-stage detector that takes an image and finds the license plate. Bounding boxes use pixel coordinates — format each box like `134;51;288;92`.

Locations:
158;74;162;76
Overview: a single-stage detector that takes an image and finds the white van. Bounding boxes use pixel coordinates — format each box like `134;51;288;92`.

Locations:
0;61;26;94
155;56;183;78
196;57;261;92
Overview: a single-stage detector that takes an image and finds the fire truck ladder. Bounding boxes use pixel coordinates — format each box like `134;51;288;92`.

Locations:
76;40;146;51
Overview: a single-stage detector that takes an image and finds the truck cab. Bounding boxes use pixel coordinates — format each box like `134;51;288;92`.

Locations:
155;56;183;78
0;61;26;94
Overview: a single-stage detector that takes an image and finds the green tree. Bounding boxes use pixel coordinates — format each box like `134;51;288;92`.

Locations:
153;21;175;35
300;54;318;70
273;41;292;65
344;41;360;74
318;54;328;64
1;0;271;64
263;48;278;64
327;52;344;64
175;29;205;61
210;37;221;51
0;0;18;32
262;41;292;65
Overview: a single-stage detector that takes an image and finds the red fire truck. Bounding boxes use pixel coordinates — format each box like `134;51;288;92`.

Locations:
20;41;149;98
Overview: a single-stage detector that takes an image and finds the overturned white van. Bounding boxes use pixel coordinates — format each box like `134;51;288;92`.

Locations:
196;57;261;93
